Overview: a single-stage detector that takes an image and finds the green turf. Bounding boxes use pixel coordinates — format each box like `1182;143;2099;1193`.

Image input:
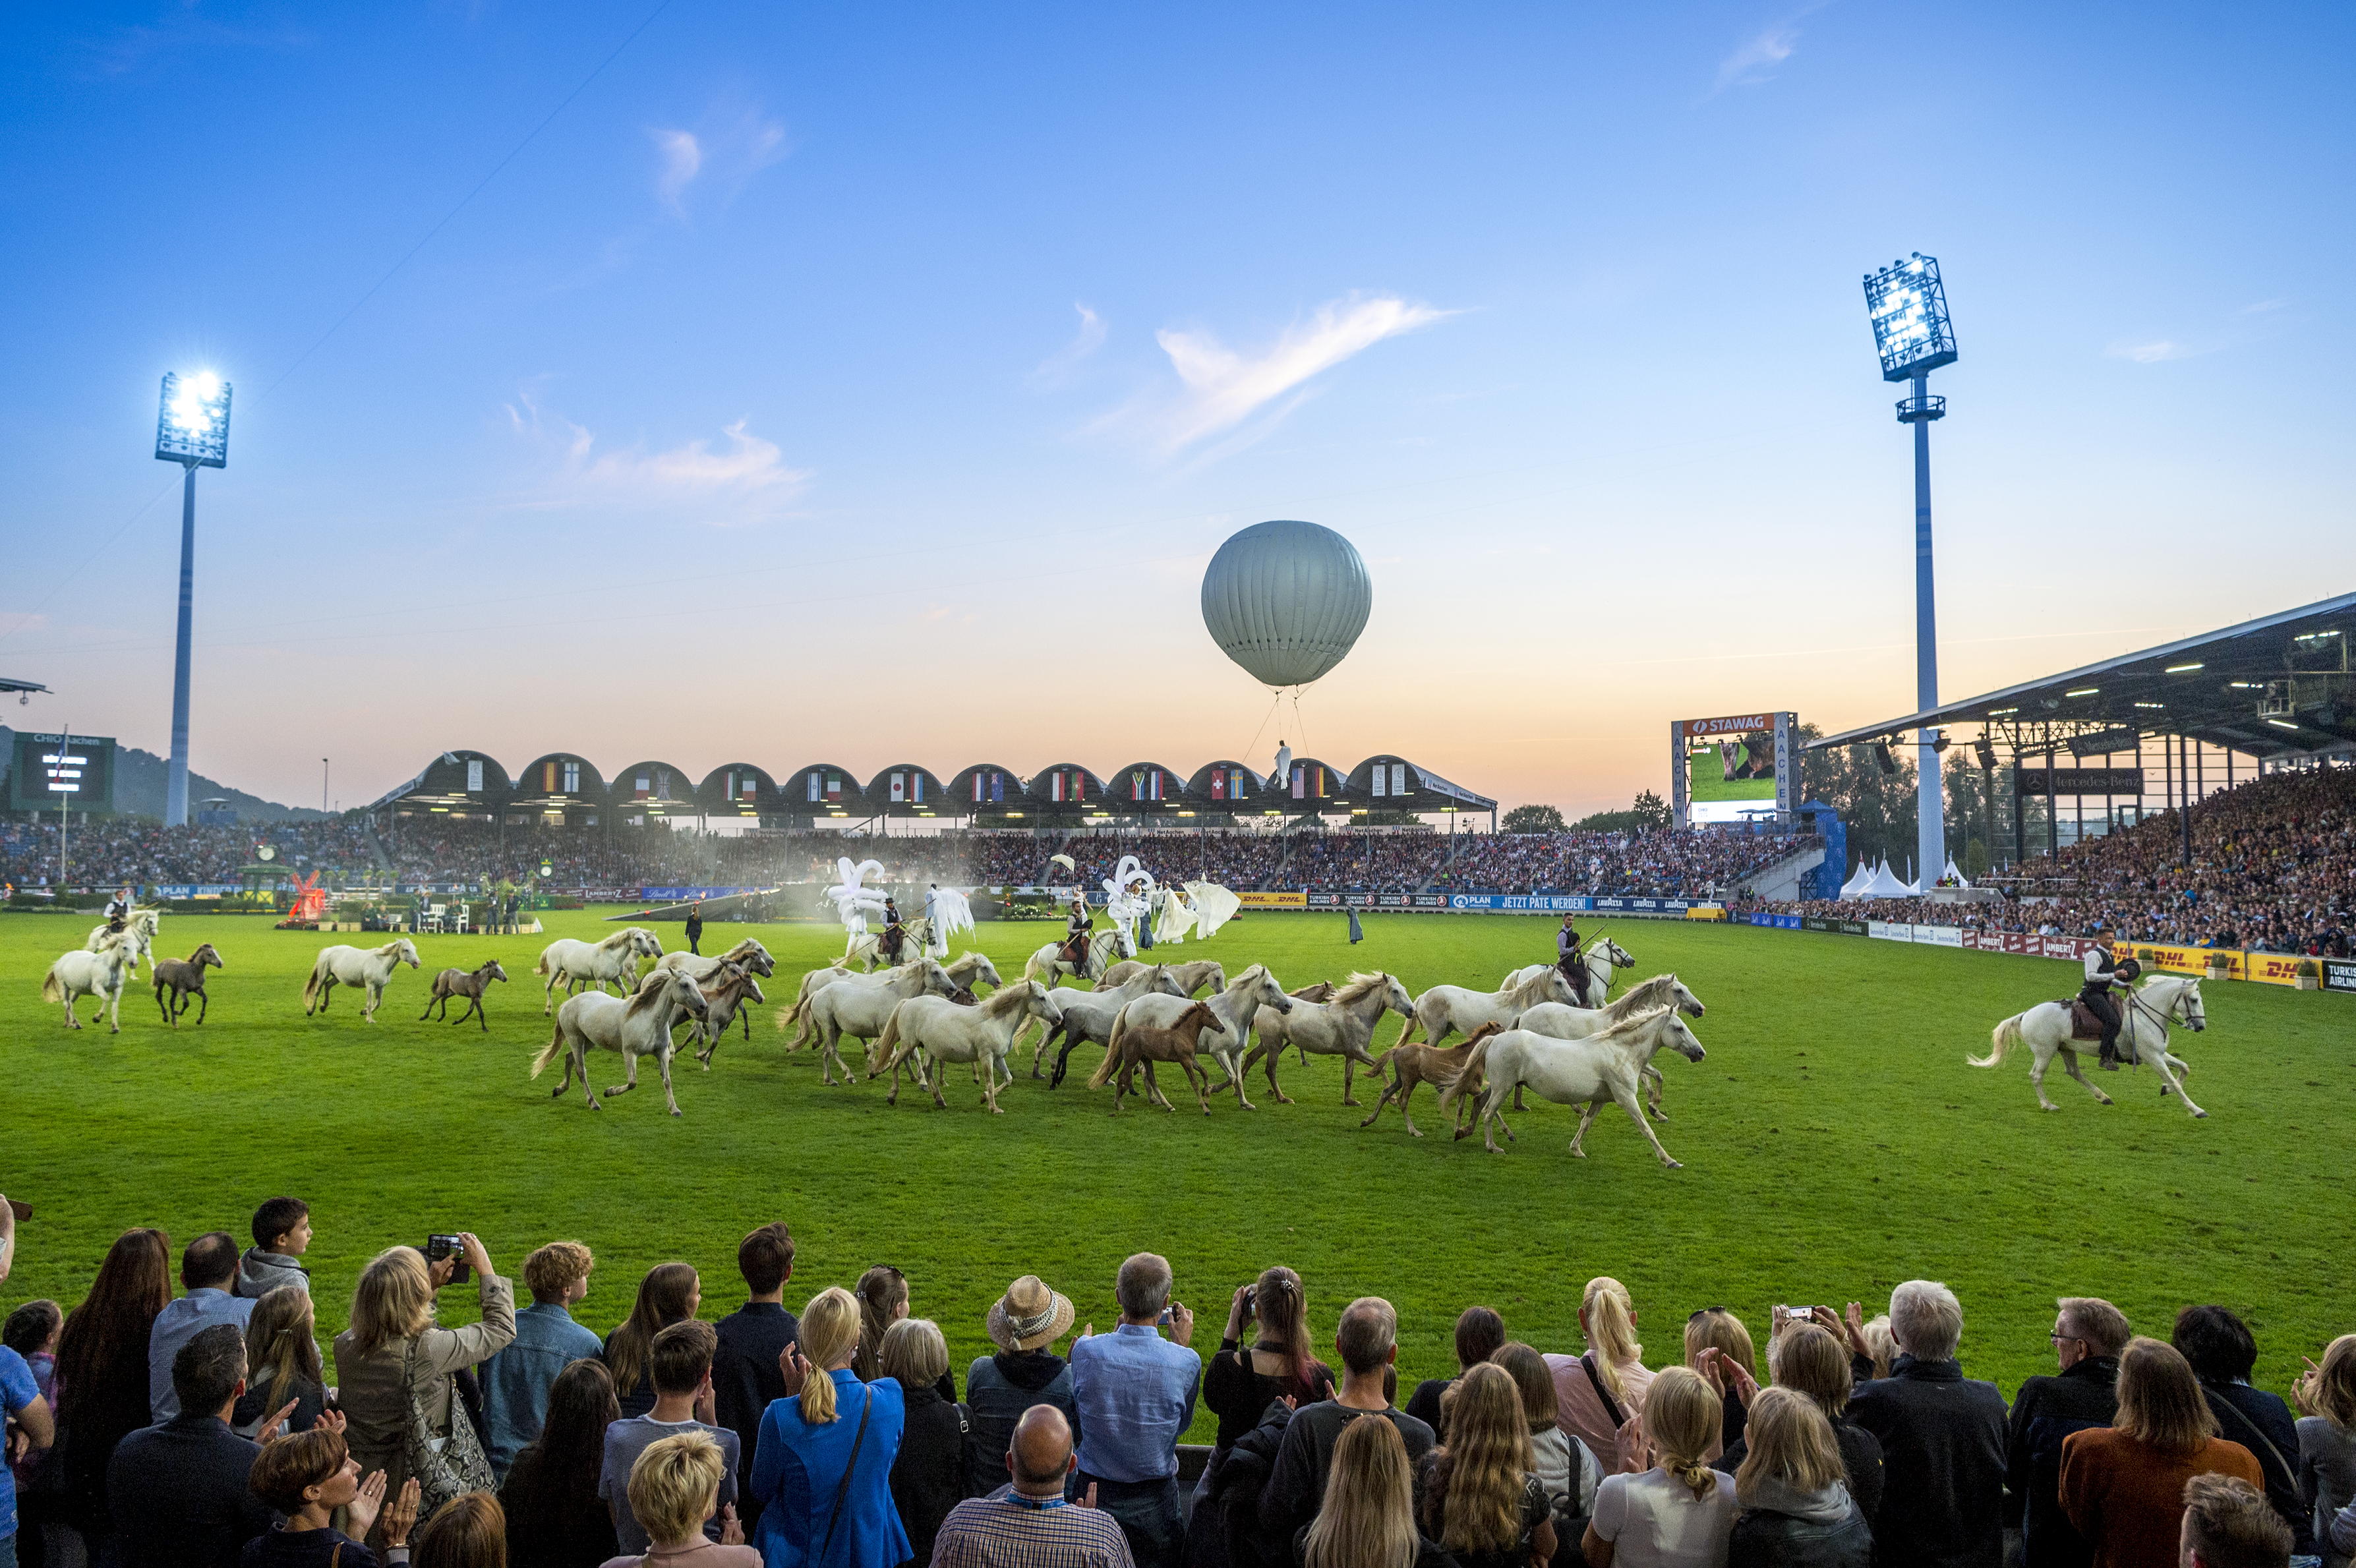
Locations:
1686;747;1777;805
4;908;2348;1430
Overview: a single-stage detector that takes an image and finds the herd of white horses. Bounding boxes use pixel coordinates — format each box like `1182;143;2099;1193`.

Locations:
35;912;2222;1146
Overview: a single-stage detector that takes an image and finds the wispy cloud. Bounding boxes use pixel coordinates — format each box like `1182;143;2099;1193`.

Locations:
506;393;810;525
645;107;789;216
1032;304;1108;386
1117;293;1451;455
2237;298;2289;316
649;129;702;216
2107;339;2192;364
1714;3;1827;91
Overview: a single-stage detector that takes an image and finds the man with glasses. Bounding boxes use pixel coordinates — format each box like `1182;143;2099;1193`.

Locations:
2005;1297;2130;1568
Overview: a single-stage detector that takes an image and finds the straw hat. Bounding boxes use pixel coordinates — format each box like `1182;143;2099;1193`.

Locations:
987;1275;1076;1353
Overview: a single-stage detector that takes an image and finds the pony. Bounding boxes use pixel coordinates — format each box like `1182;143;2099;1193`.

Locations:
87;908;162;973
802;956;961;1086
1087;1001;1225;1115
1972;973;2209;1117
842;917;933;973
1359;1022;1508;1138
420;960;510;1030
869;983;1066;1112
1240;972;1417;1106
1502;935;1636;1008
1514;973;1709;1120
653;938;775;983
684;962;767;1068
1394;967;1577;1054
1094;958;1226;997
535;927;663;1014
1444;1008;1708;1165
152;943;225;1027
42;931;140;1032
1028;966;1189;1083
782;951;999;1047
530;966;713;1115
302;939;421;1022
1084;964;1295;1105
1021;928;1133;990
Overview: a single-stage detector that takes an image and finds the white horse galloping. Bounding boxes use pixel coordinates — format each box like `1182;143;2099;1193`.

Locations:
1096;958;1227;997
1444;1008;1708;1165
870;983;1067;1112
653;938;775;983
43;931;140;1032
804;956;962;1086
531;968;713;1115
537;927;663;1014
1503;935;1636;1009
1028;965;1190;1083
302;939;422;1022
1516;973;1709;1120
1243;972;1418;1106
843;917;932;973
1972;973;2210;1117
1397;966;1577;1053
784;952;997;1049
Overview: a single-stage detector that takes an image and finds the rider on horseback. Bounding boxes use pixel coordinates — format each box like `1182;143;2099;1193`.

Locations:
1556;913;1591;1000
878;895;906;964
1061;891;1093;968
104;886;133;935
2081;939;2141;1070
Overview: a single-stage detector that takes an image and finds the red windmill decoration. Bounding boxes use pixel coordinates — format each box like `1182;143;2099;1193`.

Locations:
287;873;328;924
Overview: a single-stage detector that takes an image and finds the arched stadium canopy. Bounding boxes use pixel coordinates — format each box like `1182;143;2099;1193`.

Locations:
1345;754;1495;814
1809;589;2356;763
783;763;869;819
698;763;775;818
864;764;949;817
1104;762;1190;817
376;750;510;814
1186;760;1268;813
1025;763;1108;817
610;760;697;818
511;753;605;816
945;763;1021;817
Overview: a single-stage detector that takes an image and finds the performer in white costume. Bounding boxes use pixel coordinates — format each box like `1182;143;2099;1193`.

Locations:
825;857;891;954
1152;884;1196;945
1184;880;1242;939
922;881;975;958
1100;854;1157;950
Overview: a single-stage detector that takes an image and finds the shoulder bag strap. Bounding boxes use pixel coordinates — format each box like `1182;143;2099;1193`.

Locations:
1579;1352;1628;1432
2207;1389;2294;1481
819;1384;875;1563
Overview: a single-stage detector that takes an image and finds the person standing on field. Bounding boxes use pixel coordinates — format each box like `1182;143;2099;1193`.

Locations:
686;902;704;956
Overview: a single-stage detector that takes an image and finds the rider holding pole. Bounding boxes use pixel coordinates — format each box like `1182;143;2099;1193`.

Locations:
1556;912;1591;1001
1062;889;1092;968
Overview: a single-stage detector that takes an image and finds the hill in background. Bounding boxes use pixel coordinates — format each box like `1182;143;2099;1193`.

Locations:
0;724;326;822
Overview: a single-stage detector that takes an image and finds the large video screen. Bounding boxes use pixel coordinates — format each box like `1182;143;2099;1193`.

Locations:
1670;713;1793;826
8;732;116;815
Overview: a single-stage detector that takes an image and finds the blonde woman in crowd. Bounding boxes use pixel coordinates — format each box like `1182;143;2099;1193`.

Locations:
333;1235;514;1540
1299;1410;1454;1568
233;1285;328;1437
1725;1387;1870;1568
603;1430;758;1568
2297;1335;2356;1568
1583;1365;1738;1568
1684;1310;1757;1453
1419;1361;1557;1568
749;1286;909;1568
1550;1278;1654;1469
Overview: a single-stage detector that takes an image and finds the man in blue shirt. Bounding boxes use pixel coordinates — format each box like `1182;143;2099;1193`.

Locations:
481;1240;606;1476
1068;1254;1198;1568
148;1233;254;1422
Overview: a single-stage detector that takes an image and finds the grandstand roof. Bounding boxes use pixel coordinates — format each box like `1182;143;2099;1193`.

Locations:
1808;590;2356;760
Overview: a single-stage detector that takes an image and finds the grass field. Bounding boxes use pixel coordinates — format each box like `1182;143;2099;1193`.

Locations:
4;907;2349;1432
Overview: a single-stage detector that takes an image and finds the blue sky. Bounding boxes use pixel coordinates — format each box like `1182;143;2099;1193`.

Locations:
3;2;2349;814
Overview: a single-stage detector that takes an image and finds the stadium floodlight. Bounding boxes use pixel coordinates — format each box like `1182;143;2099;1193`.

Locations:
154;369;233;827
1862;252;1960;900
1973;738;1999;770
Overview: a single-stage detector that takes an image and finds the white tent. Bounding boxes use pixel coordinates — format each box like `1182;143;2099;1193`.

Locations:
1939;857;1970;889
1839;857;1877;899
1859;858;1915;900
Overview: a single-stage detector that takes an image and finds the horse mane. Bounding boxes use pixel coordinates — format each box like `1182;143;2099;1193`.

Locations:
1225;963;1270;993
1504;967;1563;1007
1593;1003;1672;1045
1332;972;1393;1006
974;983;1038;1020
624;969;690;1018
596;928;642;952
1606;975;1676;1018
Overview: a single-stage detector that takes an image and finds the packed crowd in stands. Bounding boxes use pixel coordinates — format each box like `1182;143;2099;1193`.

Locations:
5;1190;2349;1568
1745;767;2356;957
6;817;1808;902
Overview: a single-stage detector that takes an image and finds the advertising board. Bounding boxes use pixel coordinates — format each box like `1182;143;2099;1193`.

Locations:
1237;889;1306;909
2243;951;2312;988
1670;712;1794;826
2123;943;2249;981
2324;959;2356;994
2015;768;2145;798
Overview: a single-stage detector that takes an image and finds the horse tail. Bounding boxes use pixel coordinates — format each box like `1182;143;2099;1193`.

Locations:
1970;1015;2022;1069
301;956;324;1008
1364;1045;1398;1078
1439;1032;1497;1111
529;1020;567;1078
871;1008;908;1074
1089;1013;1129;1089
40;965;64;1003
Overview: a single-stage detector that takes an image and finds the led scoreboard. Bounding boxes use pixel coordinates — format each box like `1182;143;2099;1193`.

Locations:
9;732;117;814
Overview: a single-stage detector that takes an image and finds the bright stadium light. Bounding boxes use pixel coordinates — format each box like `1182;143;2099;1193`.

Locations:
1862;252;1958;893
154;369;233;826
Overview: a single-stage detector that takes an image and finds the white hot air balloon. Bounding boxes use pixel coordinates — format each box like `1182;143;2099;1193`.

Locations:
1200;519;1372;689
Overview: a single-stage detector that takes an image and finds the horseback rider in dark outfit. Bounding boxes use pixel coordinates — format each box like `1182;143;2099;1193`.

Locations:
2080;939;2140;1070
878;894;906;964
1556;912;1591;1000
1061;892;1093;968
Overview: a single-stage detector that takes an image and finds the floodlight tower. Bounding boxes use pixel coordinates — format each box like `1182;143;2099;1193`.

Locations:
153;370;232;828
1862;254;1957;887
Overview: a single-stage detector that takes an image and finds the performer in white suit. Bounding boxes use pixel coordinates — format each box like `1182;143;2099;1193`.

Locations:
922;882;974;958
825;857;890;951
1101;854;1155;951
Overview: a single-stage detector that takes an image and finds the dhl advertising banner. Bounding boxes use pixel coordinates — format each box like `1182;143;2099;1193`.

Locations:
2124;944;2251;981
2242;951;2312;988
1236;889;1307;909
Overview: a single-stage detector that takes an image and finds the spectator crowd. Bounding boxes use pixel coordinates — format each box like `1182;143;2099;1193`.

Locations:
3;1190;2351;1568
1746;767;2356;958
